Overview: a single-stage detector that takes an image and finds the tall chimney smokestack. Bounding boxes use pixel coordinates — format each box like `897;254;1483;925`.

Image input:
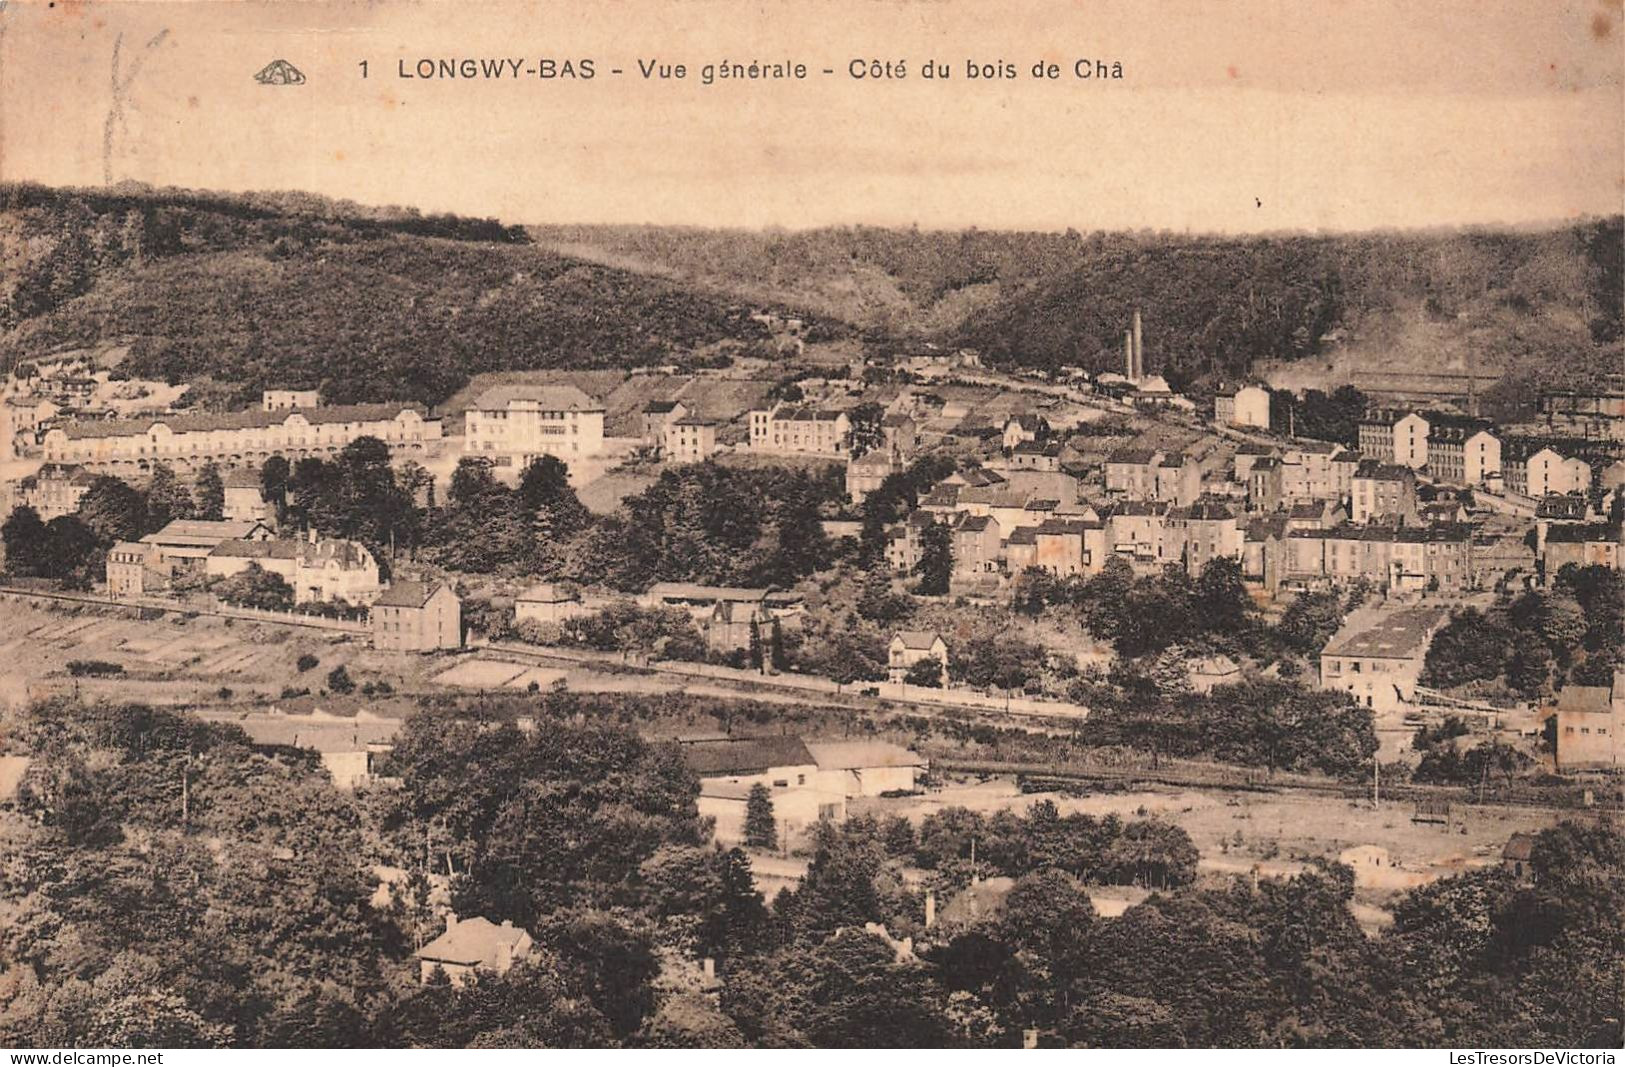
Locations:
1132;308;1144;382
1123;331;1134;381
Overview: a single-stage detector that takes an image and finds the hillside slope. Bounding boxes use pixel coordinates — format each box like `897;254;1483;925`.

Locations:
533;220;1624;415
0;184;834;406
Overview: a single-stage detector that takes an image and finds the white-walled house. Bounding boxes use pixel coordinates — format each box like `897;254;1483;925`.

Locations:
889;630;949;686
807;741;927;797
1319;606;1446;714
680;736;845;847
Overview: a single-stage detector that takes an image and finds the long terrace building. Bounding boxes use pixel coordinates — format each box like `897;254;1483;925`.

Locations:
41;402;441;472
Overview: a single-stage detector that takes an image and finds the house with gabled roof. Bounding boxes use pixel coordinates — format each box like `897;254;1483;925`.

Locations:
141;519;274;568
679;735;845;846
371;581;462;652
416;913;532;985
889;630;949;686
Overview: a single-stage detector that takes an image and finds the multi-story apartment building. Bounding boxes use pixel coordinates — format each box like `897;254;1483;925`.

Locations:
1358;409;1430;469
1279;441;1348;502
667;417;718;463
464;385;604;466
748;404;851;457
951;513;1003;576
1155;453;1203;507
641;400;688;455
1351;461;1419;524
42;403;441;471
1525;447;1592;499
1104;448;1161;499
1285;523;1478;592
17;463;97;519
371;581;462;652
105;541;151;599
1105;500;1171;571
1247;457;1284;512
1425;415;1501;487
1166;500;1243;575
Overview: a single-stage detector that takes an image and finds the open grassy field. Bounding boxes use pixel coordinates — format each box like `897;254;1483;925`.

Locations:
851;771;1572;930
0;601;442;714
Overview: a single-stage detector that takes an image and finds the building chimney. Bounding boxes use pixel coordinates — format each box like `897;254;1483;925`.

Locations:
924;888;937;929
1132;308;1144;382
702;957;716;980
309;527;318;544
445;911;458;933
1123;330;1134;381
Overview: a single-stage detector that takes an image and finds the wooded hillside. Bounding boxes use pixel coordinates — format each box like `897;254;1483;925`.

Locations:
0;184;830;406
3;183;1616;409
535;220;1623;403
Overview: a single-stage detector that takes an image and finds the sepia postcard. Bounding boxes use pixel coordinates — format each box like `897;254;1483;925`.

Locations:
0;0;1621;1056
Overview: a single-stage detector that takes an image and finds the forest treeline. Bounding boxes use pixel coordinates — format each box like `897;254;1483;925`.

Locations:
0;184;824;405
4;184;1615;411
536;219;1623;396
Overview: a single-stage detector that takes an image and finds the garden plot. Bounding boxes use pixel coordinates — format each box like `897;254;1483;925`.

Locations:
431;659;529;689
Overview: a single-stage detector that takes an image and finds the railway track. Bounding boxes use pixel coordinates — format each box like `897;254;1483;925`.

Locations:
932;757;1616;814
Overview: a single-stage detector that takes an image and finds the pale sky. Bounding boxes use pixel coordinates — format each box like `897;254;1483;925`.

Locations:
2;0;1620;232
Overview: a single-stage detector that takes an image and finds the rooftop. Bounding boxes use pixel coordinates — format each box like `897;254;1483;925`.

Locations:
56;401;429;440
678;735;816;776
417;915;530;967
372;580;450;609
805;740;925;771
1554;685;1613;715
472;384;602;412
1322;605;1447;661
142;519;270;546
1107;448;1160;465
894;629;944;651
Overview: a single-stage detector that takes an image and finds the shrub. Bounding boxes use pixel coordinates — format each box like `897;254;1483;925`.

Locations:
66;660;124;677
326;665;356;695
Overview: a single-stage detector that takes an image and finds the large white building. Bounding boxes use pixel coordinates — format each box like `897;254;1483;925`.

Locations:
1319;606;1446;714
41;403;440;471
1215;384;1271;429
1358;409;1431;469
1526;447;1592;498
463;385;605;466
